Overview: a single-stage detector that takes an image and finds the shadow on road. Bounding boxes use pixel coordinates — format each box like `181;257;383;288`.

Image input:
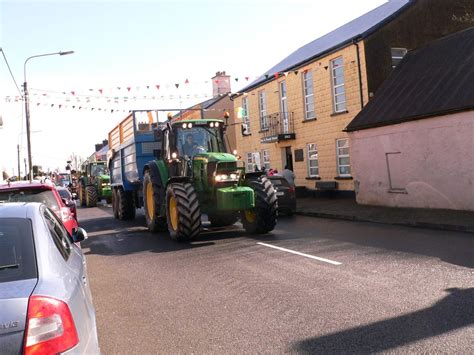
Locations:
291;287;474;353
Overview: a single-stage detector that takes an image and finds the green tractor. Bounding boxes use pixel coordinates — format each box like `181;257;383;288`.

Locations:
78;160;112;207
142;117;278;240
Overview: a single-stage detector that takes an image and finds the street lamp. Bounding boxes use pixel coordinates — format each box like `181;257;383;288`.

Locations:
24;50;74;181
17;130;41;179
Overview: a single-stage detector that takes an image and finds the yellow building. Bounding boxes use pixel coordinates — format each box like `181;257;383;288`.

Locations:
232;0;474;193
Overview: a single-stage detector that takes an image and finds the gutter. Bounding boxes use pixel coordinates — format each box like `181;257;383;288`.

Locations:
353;38;364;110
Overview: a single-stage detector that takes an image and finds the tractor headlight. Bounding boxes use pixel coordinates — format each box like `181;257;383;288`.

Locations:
171;152;178;159
215;172;239;182
101;182;110;187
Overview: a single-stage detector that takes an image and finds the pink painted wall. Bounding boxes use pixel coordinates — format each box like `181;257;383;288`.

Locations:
349;110;474;211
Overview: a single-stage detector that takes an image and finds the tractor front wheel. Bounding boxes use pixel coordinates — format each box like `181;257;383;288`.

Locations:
143;170;167;232
85;186;98;208
166;183;201;242
116;187;135;220
241;176;278;234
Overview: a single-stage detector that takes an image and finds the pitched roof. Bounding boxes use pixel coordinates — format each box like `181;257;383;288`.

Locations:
346;28;474;132
240;0;413;93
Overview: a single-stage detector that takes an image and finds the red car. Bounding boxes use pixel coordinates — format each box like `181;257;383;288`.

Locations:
0;180;78;234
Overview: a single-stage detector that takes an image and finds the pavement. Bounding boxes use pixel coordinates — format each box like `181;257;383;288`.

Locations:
296;196;474;234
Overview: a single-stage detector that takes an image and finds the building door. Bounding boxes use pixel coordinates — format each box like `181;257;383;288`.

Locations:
280;81;289;134
282;146;293;171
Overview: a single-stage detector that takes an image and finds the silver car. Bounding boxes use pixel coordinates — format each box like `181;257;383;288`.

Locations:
0;202;99;354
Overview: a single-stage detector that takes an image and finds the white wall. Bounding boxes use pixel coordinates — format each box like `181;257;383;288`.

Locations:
349;110;474;211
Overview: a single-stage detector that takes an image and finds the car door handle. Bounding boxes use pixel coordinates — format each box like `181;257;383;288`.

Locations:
82;275;87;286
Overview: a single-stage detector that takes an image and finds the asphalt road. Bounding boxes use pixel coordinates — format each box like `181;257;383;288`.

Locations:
78;206;473;354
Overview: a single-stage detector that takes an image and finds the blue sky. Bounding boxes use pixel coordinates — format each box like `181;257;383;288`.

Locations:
0;0;386;175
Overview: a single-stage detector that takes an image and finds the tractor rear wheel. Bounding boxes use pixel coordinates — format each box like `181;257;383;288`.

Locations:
208;213;238;227
85;186;98;207
143;170;167;232
117;187;135;220
78;184;86;207
241;176;278;234
166;183;201;242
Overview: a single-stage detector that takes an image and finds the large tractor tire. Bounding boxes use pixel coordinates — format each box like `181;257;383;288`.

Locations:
116;187;135;220
78;184;86;207
241;176;278;234
112;188;119;219
85;186;98;208
166;183;201;242
208;213;238;227
143;170;167;232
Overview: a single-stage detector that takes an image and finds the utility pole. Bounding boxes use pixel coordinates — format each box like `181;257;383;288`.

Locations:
17;144;21;179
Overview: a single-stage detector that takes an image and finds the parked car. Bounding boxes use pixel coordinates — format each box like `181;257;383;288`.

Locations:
0;180;78;235
0;202;99;354
57;186;78;221
268;176;296;215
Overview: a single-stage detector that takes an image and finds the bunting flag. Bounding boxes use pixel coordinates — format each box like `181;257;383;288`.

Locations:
99;89;103;94
175;83;179;89
185;79;189;84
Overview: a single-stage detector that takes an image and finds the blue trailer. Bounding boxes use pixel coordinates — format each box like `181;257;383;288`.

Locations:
107;110;163;219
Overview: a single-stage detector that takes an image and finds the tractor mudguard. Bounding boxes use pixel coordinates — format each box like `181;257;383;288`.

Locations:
168;176;190;185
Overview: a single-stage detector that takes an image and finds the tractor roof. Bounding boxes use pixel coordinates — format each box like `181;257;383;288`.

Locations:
170;118;224;126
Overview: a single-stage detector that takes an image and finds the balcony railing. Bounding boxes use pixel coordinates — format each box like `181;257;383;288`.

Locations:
260;112;296;143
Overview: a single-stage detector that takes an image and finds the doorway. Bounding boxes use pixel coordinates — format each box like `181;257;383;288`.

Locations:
282;146;293;171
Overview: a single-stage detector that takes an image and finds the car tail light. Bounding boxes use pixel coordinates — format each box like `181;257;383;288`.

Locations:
288;186;295;193
60;207;73;222
23;295;79;354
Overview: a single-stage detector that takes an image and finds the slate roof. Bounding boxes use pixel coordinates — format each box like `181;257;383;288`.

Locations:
346;28;474;132
240;0;413;93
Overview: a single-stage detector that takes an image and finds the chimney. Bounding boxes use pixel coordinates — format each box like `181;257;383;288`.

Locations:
102;139;108;147
212;71;231;97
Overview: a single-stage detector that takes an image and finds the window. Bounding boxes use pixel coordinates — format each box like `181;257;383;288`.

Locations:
258;90;267;130
246;152;255;172
307;143;319;177
303;70;315;119
242;97;250;134
262;149;270;170
43;207;71;260
391;48;407;68
331;56;346;113
336;138;351;176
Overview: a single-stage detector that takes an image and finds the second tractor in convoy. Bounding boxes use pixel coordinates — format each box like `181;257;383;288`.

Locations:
108;110;278;241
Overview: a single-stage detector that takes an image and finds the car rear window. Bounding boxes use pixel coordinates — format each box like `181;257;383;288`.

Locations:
0;189;60;211
0;218;38;283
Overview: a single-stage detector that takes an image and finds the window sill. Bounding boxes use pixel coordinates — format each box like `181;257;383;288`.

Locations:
334;176;353;180
305;176;321;180
258;129;269;133
388;188;408;194
330;110;349;117
302;117;317;123
242;133;252;137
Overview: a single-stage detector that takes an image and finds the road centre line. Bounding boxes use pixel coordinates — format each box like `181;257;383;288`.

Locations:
257;242;342;266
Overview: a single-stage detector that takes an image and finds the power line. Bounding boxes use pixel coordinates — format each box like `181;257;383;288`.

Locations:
0;48;23;97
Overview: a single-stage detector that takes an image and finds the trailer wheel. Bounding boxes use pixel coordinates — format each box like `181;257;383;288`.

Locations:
85;185;98;208
112;188;119;219
117;187;135;220
208;213;238;227
166;183;201;242
241;176;278;234
143;170;167;232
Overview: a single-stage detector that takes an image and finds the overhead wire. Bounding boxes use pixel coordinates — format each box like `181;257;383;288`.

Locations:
0;48;23;97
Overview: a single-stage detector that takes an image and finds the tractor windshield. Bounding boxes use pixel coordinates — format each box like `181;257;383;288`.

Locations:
91;163;107;176
176;124;227;157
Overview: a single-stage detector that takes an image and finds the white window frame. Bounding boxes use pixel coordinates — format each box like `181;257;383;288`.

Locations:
246;152;255;172
258;90;268;130
262;149;270;170
307;143;319;177
391;47;407;69
242;96;250;134
303;70;315;120
330;56;346;113
336;138;351;177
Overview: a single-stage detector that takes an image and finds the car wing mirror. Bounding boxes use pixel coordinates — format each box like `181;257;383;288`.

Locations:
72;227;88;243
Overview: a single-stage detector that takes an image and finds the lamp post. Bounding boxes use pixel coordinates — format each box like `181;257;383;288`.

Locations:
24;50;74;181
17;130;41;179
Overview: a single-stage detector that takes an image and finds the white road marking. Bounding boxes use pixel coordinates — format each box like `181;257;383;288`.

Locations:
257;242;342;265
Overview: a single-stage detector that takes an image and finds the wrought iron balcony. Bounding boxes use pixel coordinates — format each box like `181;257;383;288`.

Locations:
260;112;296;144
